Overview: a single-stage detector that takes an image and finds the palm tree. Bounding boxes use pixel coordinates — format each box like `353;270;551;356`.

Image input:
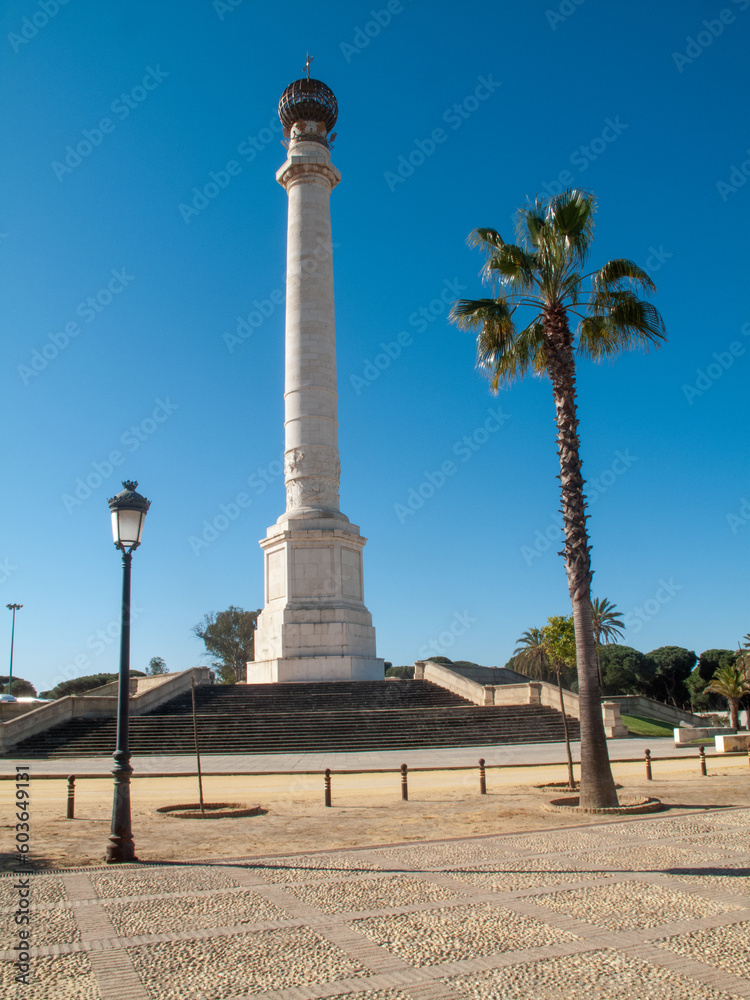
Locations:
591;597;625;689
513;627;551;681
450;190;665;809
707;661;750;729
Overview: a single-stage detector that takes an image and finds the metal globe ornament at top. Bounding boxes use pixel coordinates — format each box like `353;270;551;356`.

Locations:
278;77;338;145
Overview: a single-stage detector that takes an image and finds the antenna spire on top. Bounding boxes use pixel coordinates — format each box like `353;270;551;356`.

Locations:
304;52;313;79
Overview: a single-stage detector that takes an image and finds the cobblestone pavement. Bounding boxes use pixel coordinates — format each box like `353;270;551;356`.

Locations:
2;806;750;999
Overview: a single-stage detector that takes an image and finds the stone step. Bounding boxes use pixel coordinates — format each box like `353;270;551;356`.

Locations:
5;680;581;758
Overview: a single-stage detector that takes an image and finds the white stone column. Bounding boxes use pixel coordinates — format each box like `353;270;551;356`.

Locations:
278;139;342;514
248;85;383;685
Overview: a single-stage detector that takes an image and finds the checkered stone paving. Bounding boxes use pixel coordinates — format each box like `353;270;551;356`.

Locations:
127;925;369;999
350;900;579;966
531;880;741;930
291;874;464;914
2;809;750;1000
103;888;291;936
89;865;242;898
656;921;750;980
446;949;748;1000
441;855;608;893
0;952;101;1000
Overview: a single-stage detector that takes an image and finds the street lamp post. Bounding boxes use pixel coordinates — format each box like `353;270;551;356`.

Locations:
105;480;150;864
6;604;22;697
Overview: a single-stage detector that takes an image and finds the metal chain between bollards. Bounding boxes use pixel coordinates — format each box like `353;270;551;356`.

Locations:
478;758;486;795
324;768;332;807
67;775;75;819
644;748;652;781
400;762;408;801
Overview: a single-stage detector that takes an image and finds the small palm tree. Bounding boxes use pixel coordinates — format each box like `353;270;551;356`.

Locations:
513;628;551;681
450;189;665;809
707;661;750;730
591;597;625;689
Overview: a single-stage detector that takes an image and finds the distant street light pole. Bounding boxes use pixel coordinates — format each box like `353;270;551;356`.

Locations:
105;481;150;864
6;604;22;697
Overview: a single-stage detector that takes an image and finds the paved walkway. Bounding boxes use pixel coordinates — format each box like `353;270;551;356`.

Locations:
2;737;714;776
2;805;750;999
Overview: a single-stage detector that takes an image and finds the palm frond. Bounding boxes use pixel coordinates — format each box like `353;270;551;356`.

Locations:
593;258;656;295
580;292;665;359
467;227;505;254
547;189;595;263
516;199;547;248
485;244;536;289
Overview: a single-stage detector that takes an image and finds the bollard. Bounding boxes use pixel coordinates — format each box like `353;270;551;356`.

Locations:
699;746;707;777
67;775;75;819
400;763;408;801
644;749;652;781
478;758;487;795
748;746;750;769
324;768;332;808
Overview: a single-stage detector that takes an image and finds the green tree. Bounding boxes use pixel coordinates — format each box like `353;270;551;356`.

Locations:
597;644;655;696
0;675;37;698
193;606;260;684
647;646;697;708
450;189;665;808
707;661;750;729
591;597;625;686
540;615;578;789
147;656;168;676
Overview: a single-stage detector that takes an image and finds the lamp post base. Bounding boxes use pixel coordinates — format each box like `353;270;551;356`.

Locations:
106;751;137;864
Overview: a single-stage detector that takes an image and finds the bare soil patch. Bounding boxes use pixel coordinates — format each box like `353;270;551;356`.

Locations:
2;759;747;870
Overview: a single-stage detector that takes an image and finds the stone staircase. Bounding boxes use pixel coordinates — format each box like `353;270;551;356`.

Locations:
6;680;580;758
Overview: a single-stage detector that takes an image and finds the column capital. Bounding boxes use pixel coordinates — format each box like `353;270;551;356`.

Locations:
276;153;340;192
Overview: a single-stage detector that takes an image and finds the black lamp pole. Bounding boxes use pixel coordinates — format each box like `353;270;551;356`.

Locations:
6;604;22;697
106;481;150;864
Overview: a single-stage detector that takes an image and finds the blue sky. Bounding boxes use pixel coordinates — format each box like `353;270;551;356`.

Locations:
2;0;748;695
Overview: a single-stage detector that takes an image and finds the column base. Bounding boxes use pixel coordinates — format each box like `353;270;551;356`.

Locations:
248;655;384;684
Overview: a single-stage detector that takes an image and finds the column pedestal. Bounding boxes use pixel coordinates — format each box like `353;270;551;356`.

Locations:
250;511;383;683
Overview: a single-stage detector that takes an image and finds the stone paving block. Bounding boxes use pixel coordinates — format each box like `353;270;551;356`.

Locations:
570;844;727;873
0;874;67;909
0;905;80;950
127;925;369;1000
531;880;742;930
350;901;578;967
668;865;750;896
89;866;241;899
370;842;513;871
443;856;607;893
103;888;291;936
0;951;101;999
655;920;750;981
292;875;464;915
445;948;747;1000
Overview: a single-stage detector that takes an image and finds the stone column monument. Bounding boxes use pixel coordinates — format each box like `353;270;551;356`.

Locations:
248;71;384;683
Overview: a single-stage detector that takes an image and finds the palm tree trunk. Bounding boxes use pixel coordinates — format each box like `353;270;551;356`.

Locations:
556;667;576;789
729;698;739;730
544;304;618;810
